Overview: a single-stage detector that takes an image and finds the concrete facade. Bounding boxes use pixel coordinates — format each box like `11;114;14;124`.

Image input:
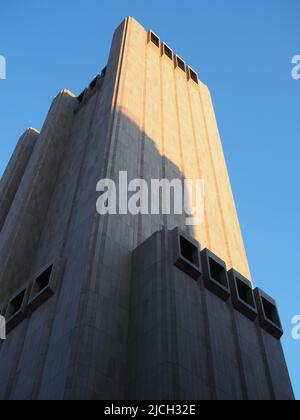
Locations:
0;17;294;400
127;229;293;400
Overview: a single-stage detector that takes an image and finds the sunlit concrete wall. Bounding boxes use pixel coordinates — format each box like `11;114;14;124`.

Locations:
115;17;250;279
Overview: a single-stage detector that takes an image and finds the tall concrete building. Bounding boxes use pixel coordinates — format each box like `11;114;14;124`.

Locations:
0;17;294;400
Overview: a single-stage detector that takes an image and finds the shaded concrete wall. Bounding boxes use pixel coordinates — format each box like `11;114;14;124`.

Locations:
0;128;39;231
127;230;213;399
0;91;77;301
0;18;127;399
0;18;134;400
127;229;294;400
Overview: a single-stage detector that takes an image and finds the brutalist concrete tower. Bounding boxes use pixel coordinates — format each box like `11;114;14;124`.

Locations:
0;17;294;400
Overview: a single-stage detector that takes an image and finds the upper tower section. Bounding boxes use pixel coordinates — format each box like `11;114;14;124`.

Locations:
111;17;251;279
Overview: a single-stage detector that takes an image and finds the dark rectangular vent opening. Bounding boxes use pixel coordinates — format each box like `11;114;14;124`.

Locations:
7;290;25;318
262;297;280;326
89;77;98;90
237;281;252;305
35;266;53;294
189;68;198;84
150;32;160;48
176;56;186;72
180;236;198;266
163;44;173;60
209;258;226;286
77;90;85;104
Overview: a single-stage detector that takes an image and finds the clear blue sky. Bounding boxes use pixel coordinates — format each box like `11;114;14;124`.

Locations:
0;0;299;399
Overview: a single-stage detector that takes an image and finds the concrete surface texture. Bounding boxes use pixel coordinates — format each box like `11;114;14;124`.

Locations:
0;17;294;400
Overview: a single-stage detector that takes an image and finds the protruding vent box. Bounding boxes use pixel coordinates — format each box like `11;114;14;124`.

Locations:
89;76;98;90
228;269;257;321
254;288;283;339
101;66;107;77
148;31;160;48
4;286;31;333
175;55;186;72
173;228;201;280
201;249;230;301
28;257;66;313
161;43;173;60
77;90;86;104
187;67;199;84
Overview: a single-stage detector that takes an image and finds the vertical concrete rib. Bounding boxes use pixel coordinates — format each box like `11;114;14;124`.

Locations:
0;90;76;301
198;85;233;269
0;128;39;232
186;82;211;248
173;70;188;235
137;31;148;243
34;87;103;400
